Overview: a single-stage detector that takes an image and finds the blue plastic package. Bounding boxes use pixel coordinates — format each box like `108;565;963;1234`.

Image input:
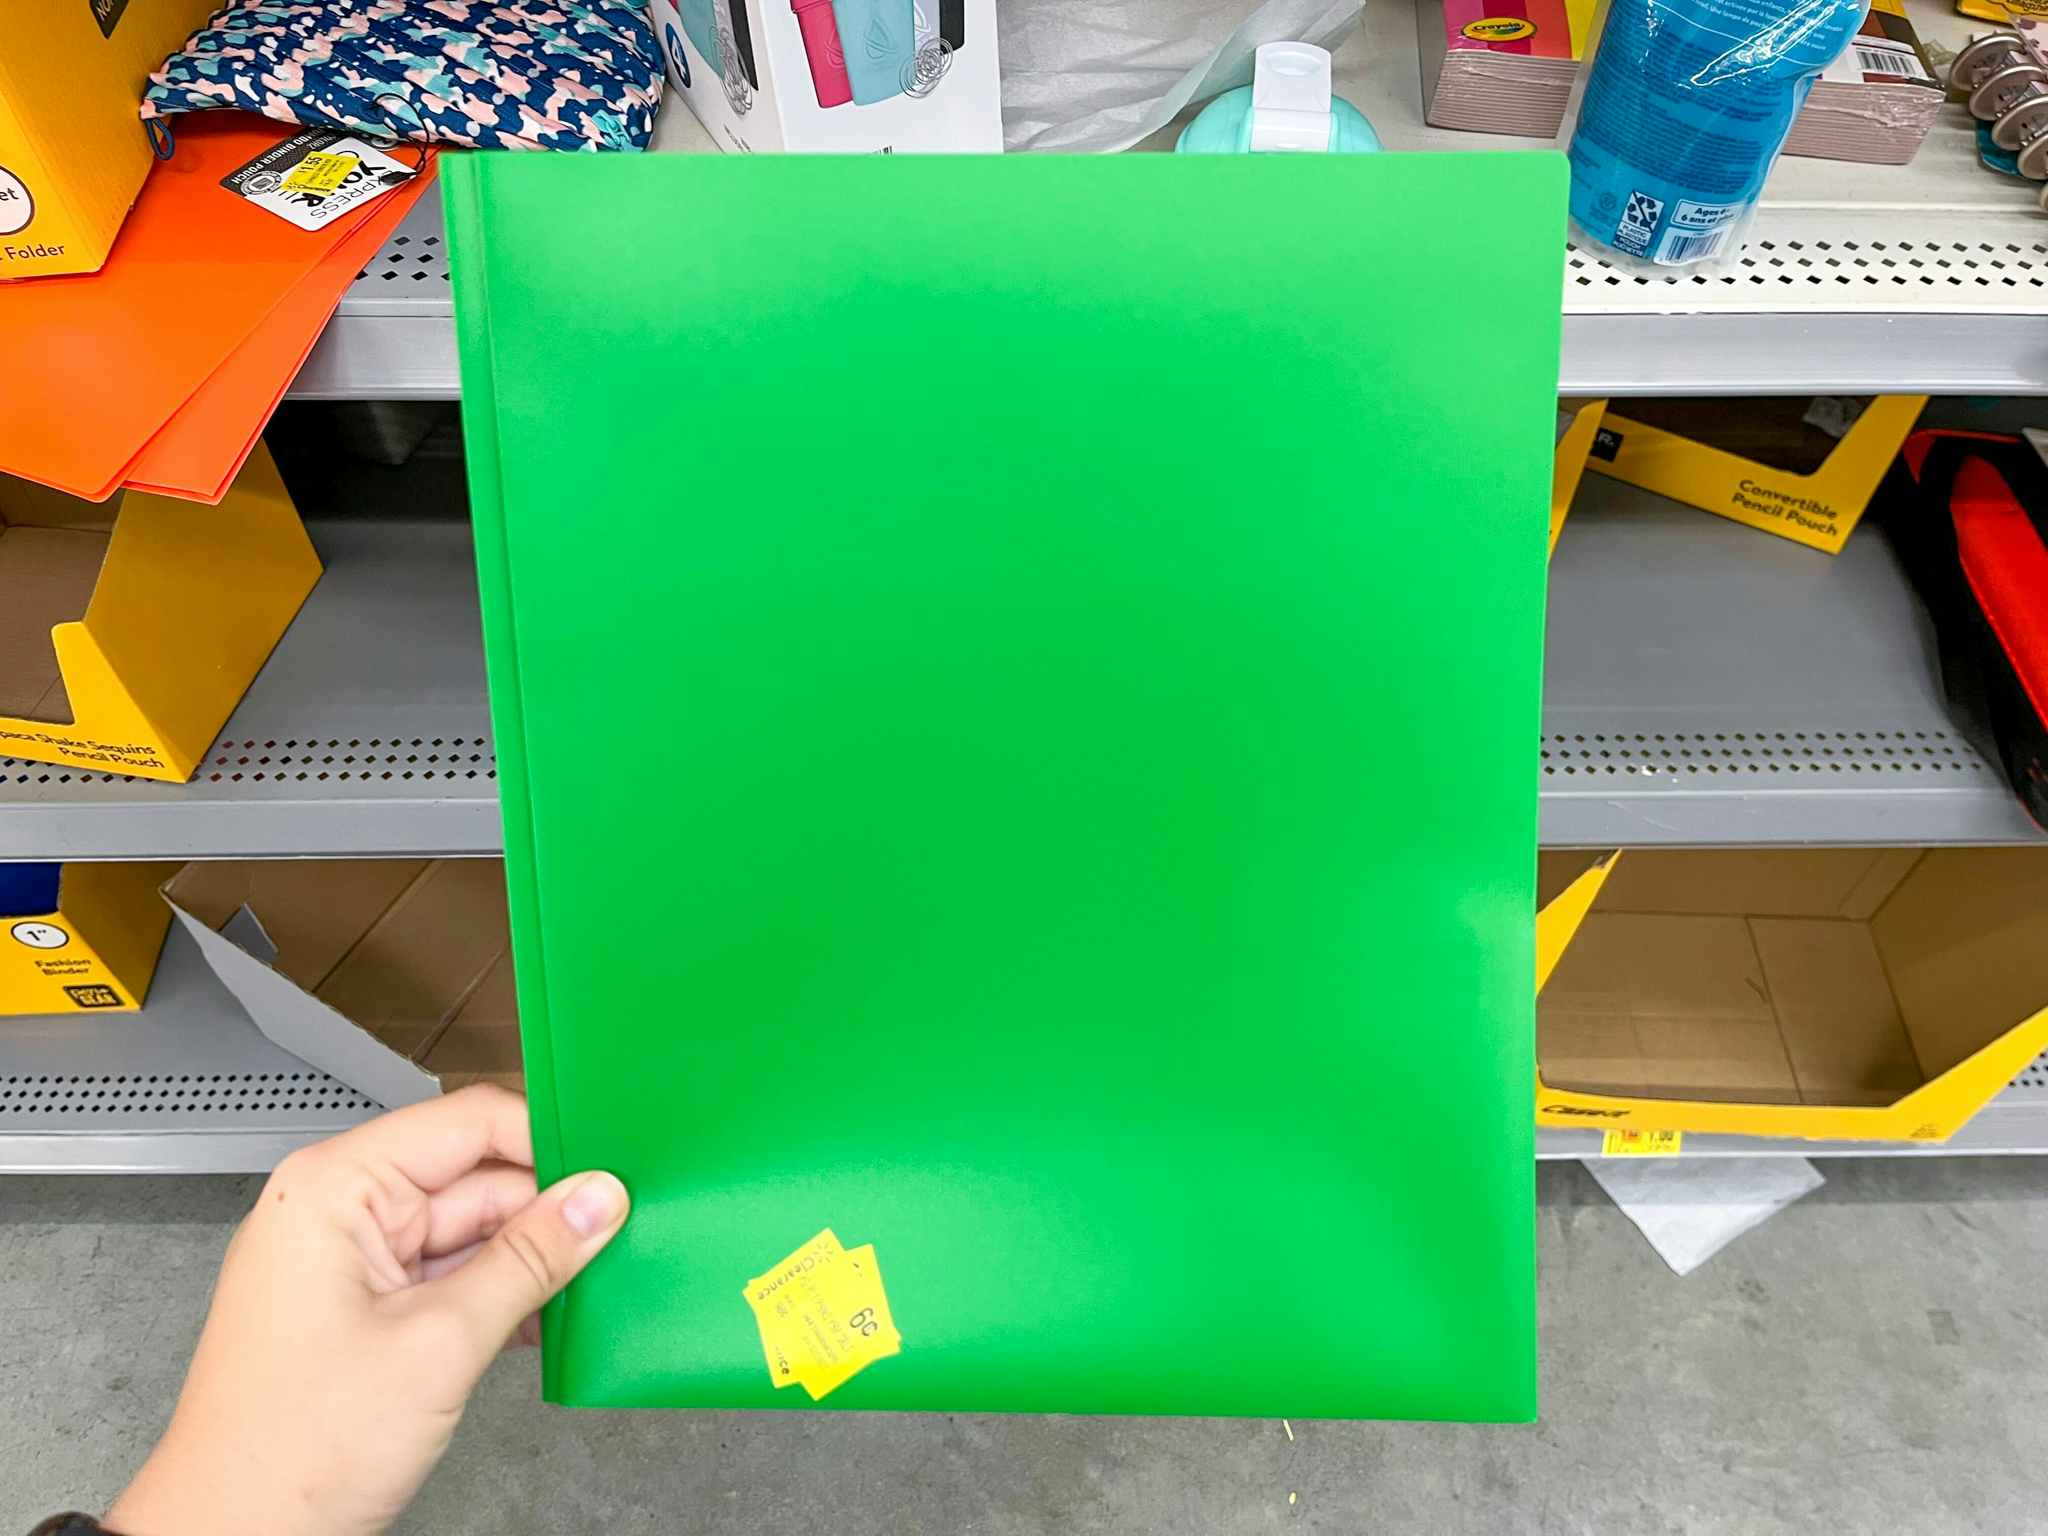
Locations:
1564;0;1868;270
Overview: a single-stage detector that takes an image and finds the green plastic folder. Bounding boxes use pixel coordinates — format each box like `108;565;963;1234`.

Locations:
448;152;1565;1419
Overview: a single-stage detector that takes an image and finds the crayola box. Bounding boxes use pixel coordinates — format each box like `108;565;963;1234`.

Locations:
0;862;177;1014
1420;0;1945;164
1534;848;2048;1143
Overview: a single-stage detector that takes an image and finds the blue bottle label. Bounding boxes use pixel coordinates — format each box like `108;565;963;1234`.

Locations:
1567;0;1868;266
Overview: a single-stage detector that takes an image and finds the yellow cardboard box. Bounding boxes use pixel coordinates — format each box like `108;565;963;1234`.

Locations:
0;861;179;1013
1550;398;1606;556
1534;847;2048;1142
0;0;218;278
0;444;321;782
1586;395;1927;553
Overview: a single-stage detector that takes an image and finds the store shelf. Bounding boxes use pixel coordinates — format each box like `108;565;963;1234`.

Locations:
0;515;499;861
291;1;2048;401
4;919;2040;1171
1541;477;2046;846
0;924;377;1173
1533;1061;2048;1157
4;479;2040;858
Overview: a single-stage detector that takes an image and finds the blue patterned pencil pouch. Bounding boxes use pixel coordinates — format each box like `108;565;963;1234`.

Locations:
141;2;664;152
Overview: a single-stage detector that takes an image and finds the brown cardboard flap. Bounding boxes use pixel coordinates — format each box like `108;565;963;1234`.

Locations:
1605;398;1852;476
1750;918;1921;1105
1874;850;2048;1079
168;861;428;990
424;952;522;1084
1577;848;1920;920
1536;850;1610;909
1538;847;2048;1113
1536;1011;1646;1099
166;859;514;1108
0;525;107;722
317;861;509;1054
1540;913;1800;1103
0;479;122;535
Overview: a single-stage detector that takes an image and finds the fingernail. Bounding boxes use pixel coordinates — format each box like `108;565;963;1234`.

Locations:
562;1171;628;1239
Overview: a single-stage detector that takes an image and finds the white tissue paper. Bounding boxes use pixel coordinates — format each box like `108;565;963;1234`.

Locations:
1584;1155;1826;1277
1000;0;1364;153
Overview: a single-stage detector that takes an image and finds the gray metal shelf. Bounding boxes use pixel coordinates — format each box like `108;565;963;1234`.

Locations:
1541;478;2046;846
0;924;377;1173
4;922;2040;1170
290;3;2048;401
1536;1052;2048;1158
294;165;2048;405
5;480;2041;859
0;515;500;861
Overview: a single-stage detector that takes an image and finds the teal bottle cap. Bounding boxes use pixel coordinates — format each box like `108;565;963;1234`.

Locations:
1175;42;1382;154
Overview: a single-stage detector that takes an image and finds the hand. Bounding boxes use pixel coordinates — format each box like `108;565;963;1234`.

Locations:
105;1085;629;1536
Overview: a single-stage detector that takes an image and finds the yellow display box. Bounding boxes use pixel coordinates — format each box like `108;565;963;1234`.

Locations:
1534;848;2048;1143
1;0;219;278
0;862;179;1013
0;444;321;782
1550;398;1606;556
1586;395;1927;554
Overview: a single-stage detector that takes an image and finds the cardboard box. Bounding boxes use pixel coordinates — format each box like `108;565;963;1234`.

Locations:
649;0;1000;152
1419;0;1945;165
1587;395;1927;554
1551;398;1605;556
1;0;218;278
165;860;520;1108
0;443;320;781
1535;848;2048;1141
0;861;178;1013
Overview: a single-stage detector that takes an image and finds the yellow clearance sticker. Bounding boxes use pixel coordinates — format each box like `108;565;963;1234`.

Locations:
281;150;359;195
1462;17;1538;39
743;1227;902;1400
1602;1128;1683;1157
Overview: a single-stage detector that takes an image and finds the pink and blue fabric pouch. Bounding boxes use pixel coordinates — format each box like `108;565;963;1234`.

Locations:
141;1;663;152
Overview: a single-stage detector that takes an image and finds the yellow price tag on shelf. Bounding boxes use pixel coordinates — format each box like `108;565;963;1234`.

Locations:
1602;1128;1683;1157
282;150;359;195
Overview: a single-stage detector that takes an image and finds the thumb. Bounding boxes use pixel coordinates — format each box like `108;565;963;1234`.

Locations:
424;1169;629;1361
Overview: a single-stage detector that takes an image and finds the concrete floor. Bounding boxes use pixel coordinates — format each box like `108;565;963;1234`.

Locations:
5;1160;2046;1535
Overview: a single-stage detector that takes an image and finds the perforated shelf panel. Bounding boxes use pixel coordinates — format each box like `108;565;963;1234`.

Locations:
4;479;2043;857
0;927;377;1173
3;925;2040;1172
0;516;502;860
1540;479;2046;846
290;2;2048;400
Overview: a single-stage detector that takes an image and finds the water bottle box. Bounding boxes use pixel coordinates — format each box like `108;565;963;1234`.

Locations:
648;0;1000;152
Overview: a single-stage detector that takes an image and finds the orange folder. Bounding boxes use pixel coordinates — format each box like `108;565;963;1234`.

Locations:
0;114;432;502
122;161;435;503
